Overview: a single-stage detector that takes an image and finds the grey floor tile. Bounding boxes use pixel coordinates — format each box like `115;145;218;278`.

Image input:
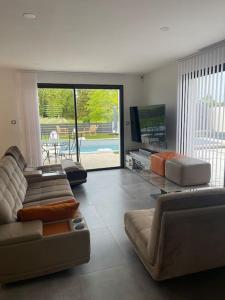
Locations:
75;227;128;275
80;205;106;230
80;264;169;300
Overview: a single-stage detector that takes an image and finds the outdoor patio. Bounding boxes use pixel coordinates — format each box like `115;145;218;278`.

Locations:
43;151;120;170
41;123;120;170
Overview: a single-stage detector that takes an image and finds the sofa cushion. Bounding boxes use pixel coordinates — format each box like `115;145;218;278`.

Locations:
4;146;27;172
18;199;79;222
124;209;154;261
0;156;27;203
25;179;73;203
23;195;76;207
0;156;28;224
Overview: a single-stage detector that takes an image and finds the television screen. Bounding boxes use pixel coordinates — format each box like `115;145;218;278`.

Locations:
130;106;141;142
130;104;166;146
138;104;166;145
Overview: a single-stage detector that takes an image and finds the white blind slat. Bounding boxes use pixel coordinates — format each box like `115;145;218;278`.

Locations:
177;43;225;186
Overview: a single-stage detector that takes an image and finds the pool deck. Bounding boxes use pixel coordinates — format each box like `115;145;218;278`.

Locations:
43;152;120;169
80;152;120;169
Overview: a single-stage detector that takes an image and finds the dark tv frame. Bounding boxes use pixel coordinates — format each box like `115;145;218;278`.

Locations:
130;106;141;142
130;104;166;145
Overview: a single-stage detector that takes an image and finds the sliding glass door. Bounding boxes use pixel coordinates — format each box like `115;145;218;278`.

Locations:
38;84;123;170
38;88;78;164
76;88;121;169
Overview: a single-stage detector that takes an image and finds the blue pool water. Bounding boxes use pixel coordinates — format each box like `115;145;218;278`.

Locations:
79;139;119;153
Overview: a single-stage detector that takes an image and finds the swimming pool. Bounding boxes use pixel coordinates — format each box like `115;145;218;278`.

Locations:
79;139;120;153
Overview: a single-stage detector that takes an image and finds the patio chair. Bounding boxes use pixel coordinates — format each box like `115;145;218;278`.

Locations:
49;130;58;141
88;124;98;135
58;140;77;159
56;126;69;138
41;144;50;164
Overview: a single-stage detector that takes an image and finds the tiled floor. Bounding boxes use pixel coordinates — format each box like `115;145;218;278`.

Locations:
1;169;225;299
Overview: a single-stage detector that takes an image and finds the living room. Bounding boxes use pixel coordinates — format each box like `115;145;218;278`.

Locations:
1;0;225;299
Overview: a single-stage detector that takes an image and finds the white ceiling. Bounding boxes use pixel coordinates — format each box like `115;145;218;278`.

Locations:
0;0;225;74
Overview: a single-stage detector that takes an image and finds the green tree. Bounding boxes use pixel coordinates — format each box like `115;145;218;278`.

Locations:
76;89;90;123
87;89;118;122
38;88;74;119
38;88;119;124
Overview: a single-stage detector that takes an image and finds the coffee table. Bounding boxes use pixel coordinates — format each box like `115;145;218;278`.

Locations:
133;169;211;196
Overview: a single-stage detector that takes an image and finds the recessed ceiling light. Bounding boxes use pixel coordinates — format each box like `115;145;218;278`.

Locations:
23;13;36;20
160;26;170;31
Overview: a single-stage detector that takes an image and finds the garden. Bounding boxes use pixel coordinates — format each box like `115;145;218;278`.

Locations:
38;88;120;168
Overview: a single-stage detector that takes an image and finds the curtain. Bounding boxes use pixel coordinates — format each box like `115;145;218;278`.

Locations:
177;42;225;186
17;72;42;167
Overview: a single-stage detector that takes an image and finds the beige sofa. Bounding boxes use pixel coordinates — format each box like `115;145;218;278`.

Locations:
125;188;225;280
0;155;90;284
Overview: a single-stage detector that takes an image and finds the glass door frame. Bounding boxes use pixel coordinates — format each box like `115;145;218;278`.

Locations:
38;83;124;171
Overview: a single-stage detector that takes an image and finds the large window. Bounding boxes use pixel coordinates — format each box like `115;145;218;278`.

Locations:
177;45;225;186
38;84;124;170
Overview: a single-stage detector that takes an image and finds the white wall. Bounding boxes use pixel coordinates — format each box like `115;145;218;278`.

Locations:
143;62;177;150
0;70;144;157
37;71;145;151
0;68;24;156
0;66;178;159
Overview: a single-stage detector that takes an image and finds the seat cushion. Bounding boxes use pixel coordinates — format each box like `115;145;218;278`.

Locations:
25;179;73;203
124;209;155;261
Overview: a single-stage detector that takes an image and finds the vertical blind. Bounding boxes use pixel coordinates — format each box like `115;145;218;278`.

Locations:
177;42;225;186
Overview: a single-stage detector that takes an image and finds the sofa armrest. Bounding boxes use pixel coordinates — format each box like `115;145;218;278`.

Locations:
24;170;43;178
37;164;63;172
0;221;43;246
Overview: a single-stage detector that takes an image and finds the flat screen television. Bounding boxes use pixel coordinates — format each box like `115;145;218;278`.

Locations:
130;104;166;146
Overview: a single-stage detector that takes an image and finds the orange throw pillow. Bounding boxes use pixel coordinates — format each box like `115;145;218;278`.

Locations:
17;199;79;222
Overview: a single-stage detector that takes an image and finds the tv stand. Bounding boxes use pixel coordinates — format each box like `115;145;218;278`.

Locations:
139;148;158;156
128;149;155;171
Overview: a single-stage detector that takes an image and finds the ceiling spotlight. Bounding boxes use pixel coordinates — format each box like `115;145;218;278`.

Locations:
23;13;36;20
160;26;170;31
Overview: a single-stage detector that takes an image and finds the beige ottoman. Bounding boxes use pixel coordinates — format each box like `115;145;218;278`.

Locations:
165;157;211;186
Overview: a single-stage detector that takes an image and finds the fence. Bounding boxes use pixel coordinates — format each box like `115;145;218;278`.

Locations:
40;122;114;138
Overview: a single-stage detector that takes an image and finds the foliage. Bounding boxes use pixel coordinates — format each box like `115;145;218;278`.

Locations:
200;94;222;106
38;88;119;123
86;89;118;122
76;89;90;123
39;88;74;119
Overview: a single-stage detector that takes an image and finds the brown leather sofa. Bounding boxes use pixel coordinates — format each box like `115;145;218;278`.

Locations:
125;188;225;280
0;154;90;284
